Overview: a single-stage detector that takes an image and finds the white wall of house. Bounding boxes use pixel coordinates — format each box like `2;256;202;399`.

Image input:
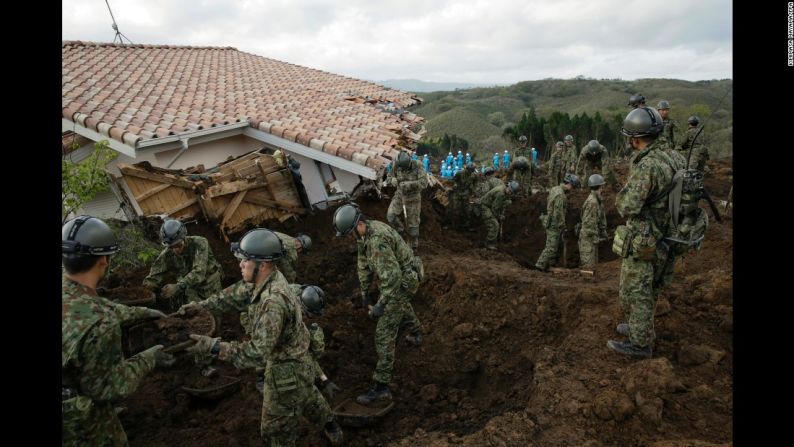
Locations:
283;152;327;205
331;167;362;194
150;134;264;171
75;189;128;221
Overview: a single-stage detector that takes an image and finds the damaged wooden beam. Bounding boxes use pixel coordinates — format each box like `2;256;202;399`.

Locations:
549;267;595;277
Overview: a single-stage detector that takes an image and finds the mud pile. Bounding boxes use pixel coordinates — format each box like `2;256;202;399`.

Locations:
118;159;733;446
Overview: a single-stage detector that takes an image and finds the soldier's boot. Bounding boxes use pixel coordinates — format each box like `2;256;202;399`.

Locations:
410;235;419;252
486;244;497;250
356;382;392;405
405;330;422;346
606;340;652;358
616;323;630;336
323;420;344;446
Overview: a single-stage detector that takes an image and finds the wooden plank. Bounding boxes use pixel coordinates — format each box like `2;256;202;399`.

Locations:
221;191;247;227
242;195;308;214
119;164;195;189
206;179;267;198
164;197;198;216
548;267;595;277
134;183;171;202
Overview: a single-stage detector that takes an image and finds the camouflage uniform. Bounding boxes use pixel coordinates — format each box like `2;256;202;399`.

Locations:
535;184;568;270
197;271;333;446
678;126;710;173
386;158;428;241
616;139;676;349
143;235;222;303
62;276;160;447
563;144;578;173
286;284;328;382
450;168;476;229
273;232;300;283
659;117;679;150
548;147;566;187
478;185;511;246
576;144;610;183
509;163;532;197
514;144;532;159
357;220;421;385
578;191;608;267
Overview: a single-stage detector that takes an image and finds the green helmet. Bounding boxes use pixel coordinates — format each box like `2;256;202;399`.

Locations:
628;93;646;107
396;151;412;170
657;100;671;110
556;141;564;148
160;219;187;246
621;107;665;137
688;115;700;126
483;166;495;176
333;204;362;237
588;174;605;188
299;285;326;317
518;135;527;143
564;135;574;142
231;228;284;261
507;180;520;193
564;173;580;187
62;215;119;256
587;140;600;153
295;234;312;252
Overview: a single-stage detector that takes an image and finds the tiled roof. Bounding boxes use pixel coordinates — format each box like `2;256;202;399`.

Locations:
62;41;424;171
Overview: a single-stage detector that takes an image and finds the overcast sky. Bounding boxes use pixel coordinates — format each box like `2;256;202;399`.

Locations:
62;0;732;83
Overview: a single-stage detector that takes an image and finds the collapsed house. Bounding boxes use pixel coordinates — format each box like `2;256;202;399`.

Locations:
62;41;425;224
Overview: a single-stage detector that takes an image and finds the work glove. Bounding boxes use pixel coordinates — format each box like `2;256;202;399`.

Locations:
389;177;398;187
321;380;342;400
176;302;202;316
148;345;176;368
360;291;371;309
186;334;221;355
161;283;184;300
368;301;385;319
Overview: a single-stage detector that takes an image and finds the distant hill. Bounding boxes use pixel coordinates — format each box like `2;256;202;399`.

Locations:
377;79;508;93
409;78;733;160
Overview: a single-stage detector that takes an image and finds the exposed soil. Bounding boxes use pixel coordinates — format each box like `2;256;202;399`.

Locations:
118;158;733;447
124;308;215;356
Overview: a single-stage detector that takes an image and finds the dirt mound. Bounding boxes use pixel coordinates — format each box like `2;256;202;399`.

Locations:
118;159;733;446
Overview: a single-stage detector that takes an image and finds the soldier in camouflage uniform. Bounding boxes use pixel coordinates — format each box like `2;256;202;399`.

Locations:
272;232;312;283
62;216;173;447
562;135;578;174
577;174;609;267
477;181;519;249
514;135;533;159
143;219;223;306
535;173;579;271
332;204;423;405
678;115;710;174
182;228;343;446
449;165;477;230
608;107;677;359
656;100;679;150
548;141;566;187
576;139;610;183
475;167;503;197
386;150;429;250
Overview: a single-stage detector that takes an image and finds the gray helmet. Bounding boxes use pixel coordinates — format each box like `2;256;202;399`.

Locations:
396;151;412;170
160;219;187;246
688;115;700;126
621;107;665;137
588;174;605;188
483;166;495;176
62;215;119;256
563;173;580;187
299;285;326;317
587;140;600;153
507;180;520;193
657;100;671;110
556;141;564;148
333;204;362;237
231;228;284;261
512;156;530;170
564;135;574;142
628;93;646;107
295;234;312;253
518;135;528;143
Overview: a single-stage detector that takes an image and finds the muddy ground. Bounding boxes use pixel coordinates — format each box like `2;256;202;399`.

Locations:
116;159;733;447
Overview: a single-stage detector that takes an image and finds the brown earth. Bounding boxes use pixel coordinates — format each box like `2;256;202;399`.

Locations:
118;159;733;447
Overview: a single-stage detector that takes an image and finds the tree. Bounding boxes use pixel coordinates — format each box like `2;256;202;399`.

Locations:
62;140;118;222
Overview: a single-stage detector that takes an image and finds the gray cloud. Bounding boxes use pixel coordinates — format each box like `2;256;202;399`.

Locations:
62;0;732;83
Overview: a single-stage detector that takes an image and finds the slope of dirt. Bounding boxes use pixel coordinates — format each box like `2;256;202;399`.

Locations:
118;159;733;447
